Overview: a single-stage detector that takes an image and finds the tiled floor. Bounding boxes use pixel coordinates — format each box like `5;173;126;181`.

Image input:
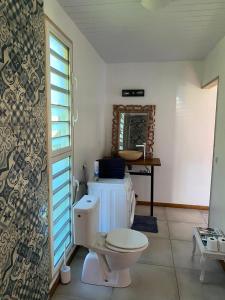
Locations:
52;207;225;300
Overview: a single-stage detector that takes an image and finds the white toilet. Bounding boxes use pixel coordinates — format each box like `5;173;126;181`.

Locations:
73;195;148;288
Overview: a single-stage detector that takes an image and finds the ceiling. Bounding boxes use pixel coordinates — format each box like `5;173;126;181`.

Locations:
58;0;225;63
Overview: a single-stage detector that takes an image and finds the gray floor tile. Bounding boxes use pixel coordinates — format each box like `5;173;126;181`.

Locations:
171;240;223;273
135;205;166;221
54;257;113;300
176;267;225;300
51;208;225;300
110;263;179;300
142;220;170;239
139;237;173;267
165;208;205;223
168;221;206;241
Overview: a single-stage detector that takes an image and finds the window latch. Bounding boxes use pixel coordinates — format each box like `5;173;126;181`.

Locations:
72;111;79;126
72;177;79;205
72;73;78;90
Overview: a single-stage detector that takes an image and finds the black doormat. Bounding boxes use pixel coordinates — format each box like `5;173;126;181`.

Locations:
131;215;158;233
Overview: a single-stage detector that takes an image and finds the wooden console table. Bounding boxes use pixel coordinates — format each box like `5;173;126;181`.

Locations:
126;158;161;217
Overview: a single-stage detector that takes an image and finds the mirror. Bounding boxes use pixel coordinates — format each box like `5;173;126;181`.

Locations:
119;112;148;150
112;105;156;158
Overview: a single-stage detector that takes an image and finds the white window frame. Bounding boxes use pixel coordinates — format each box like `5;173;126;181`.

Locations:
45;18;75;278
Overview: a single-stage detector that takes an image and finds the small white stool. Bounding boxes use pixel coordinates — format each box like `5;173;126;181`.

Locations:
192;227;225;282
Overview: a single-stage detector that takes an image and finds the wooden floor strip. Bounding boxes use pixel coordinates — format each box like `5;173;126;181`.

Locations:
137;201;209;211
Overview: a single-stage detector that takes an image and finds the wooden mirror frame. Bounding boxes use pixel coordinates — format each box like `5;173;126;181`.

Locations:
112;105;156;158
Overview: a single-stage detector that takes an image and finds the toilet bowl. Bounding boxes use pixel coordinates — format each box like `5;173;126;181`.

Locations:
73;195;148;287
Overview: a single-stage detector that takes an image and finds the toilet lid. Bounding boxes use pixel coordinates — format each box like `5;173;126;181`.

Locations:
106;228;148;250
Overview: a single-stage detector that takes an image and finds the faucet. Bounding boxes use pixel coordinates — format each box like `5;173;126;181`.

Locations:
136;143;146;160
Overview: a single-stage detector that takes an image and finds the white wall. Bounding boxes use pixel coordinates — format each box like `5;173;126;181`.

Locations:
106;62;217;206
202;36;225;232
44;0;218;209
44;0;106;187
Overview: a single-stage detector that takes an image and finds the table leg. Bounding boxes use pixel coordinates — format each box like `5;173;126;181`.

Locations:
200;255;206;283
150;166;154;217
192;235;196;258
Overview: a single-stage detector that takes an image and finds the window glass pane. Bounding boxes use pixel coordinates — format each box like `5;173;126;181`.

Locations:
51;106;69;122
52;136;70;151
53;170;70;191
52;122;70;138
53;211;70;236
51;72;69;90
50;54;69;75
54;236;70;267
50;34;69;61
52;157;70;176
53;184;70;207
51;89;69;106
54;223;71;249
53;200;69;222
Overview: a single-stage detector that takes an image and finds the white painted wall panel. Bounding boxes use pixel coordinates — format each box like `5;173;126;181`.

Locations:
106;61;216;206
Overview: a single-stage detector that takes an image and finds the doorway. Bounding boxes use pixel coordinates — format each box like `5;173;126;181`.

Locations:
202;78;219;213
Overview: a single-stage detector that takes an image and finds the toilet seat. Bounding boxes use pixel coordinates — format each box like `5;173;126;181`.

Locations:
105;228;148;253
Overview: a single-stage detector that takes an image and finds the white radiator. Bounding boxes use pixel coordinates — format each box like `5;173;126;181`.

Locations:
88;174;136;232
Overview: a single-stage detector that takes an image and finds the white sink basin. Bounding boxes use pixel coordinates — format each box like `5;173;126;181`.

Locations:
118;150;143;161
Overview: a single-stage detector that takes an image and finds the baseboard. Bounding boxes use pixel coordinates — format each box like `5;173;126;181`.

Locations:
49;246;80;298
137;201;209;211
49;275;60;298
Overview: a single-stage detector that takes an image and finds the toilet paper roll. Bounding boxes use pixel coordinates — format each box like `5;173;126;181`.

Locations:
60;265;71;284
218;237;225;253
206;237;218;252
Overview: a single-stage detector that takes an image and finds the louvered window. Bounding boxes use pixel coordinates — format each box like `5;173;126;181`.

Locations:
50;34;71;152
52;156;72;267
46;21;74;274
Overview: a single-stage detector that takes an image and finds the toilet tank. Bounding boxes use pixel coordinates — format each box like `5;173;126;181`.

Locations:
73;195;99;247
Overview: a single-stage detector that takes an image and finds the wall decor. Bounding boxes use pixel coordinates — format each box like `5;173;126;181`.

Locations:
112;105;156;157
122;89;145;97
0;0;49;299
